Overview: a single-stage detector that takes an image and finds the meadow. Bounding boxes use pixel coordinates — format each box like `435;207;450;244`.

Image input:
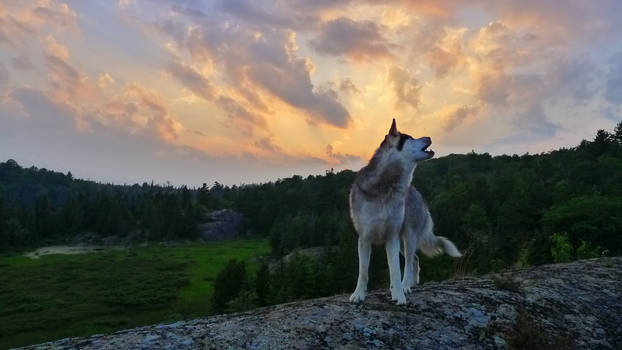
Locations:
0;239;270;349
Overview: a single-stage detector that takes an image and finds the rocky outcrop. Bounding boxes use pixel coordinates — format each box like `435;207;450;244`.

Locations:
71;231;144;246
269;246;332;272
20;257;622;349
198;209;245;241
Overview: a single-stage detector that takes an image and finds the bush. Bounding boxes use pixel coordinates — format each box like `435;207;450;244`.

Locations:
550;233;572;263
576;240;601;259
212;260;247;312
227;290;257;313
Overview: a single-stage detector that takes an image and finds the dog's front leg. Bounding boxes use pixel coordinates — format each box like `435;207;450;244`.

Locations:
350;237;371;303
402;234;419;293
386;235;407;305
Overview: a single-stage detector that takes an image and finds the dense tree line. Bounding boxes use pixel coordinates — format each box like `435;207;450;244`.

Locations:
0;164;200;251
2;122;622;311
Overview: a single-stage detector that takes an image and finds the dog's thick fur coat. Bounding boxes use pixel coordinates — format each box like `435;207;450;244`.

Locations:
349;119;461;304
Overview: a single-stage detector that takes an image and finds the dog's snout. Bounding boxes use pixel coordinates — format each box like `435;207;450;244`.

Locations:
423;136;432;144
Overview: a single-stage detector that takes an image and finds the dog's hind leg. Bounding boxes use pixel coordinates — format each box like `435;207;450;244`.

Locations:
414;253;420;285
350;237;371;303
386;235;407;305
401;232;418;294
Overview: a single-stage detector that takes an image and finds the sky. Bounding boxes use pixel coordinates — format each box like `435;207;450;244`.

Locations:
1;0;621;186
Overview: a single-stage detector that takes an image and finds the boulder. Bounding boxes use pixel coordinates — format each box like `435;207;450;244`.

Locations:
198;209;245;241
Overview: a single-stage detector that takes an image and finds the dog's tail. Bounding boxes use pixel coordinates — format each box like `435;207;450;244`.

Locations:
419;236;462;257
418;213;462;258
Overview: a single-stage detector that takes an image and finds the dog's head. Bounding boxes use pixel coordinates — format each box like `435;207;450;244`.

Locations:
380;118;434;162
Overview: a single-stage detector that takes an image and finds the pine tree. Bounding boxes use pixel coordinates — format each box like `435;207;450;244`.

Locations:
212;260;247;312
613;120;622;144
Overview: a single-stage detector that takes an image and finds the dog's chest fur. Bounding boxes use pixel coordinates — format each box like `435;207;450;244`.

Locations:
350;161;413;244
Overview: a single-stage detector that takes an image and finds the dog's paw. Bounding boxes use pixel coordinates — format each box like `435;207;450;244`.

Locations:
391;289;407;305
395;293;407;305
349;290;366;303
402;278;415;294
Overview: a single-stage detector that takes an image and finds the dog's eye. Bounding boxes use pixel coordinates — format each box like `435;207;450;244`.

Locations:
397;134;409;151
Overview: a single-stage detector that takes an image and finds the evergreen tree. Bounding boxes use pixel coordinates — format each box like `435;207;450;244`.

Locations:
613;121;622;144
212;260;247;312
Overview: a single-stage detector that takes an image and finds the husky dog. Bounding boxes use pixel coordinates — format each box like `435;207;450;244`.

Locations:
349;119;462;305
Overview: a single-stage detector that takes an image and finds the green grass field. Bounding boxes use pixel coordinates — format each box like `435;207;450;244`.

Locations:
0;239;270;349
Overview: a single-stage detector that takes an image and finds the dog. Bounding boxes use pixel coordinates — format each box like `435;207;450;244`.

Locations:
349;119;462;305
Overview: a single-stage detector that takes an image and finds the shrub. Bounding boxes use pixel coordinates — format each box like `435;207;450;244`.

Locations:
550;233;572;263
576;240;601;259
212;259;247;312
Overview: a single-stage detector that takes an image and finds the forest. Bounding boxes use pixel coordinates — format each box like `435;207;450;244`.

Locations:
1;121;622;312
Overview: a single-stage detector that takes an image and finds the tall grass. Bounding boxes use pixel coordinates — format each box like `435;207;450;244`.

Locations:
0;239;270;349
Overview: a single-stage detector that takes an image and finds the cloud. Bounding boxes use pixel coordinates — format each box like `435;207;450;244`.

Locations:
480;0;622;44
0;5;35;47
97;73;115;88
31;1;77;30
309;17;395;61
325;144;362;166
9;87;76;129
167;60;214;100
547;57;598;102
443;105;479;132
242;31;351;127
167;60;266;131
339;78;361;96
475;72;561;136
99;83;182;142
117;0;135;10
42;36;91;100
4;0;622;186
151;11;351;128
470;21;535;72
426;27;465;78
476;72;547;108
0;1;77;48
1;85;342;186
388;66;421;110
515;104;558;137
0;62;8;91
10;32;185;145
45;55;81;87
605;51;622;105
255;137;283;154
476;73;510;106
428;46;461;78
219;0;311;29
214;95;267;131
247;55;351;127
11;55;34;70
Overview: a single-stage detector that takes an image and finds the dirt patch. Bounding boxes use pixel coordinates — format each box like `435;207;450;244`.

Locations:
24;245;127;259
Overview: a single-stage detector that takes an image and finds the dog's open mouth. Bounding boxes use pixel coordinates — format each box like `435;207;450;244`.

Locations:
422;143;435;157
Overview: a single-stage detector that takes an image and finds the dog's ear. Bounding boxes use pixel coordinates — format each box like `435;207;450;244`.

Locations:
388;118;399;136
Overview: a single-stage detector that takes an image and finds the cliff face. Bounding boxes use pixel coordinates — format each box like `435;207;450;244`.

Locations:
198;209;245;241
21;258;621;350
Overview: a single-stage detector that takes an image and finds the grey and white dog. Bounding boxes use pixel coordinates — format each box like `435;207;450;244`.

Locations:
349;119;462;305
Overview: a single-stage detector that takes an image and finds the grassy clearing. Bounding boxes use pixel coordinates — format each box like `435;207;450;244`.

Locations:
0;239;270;349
